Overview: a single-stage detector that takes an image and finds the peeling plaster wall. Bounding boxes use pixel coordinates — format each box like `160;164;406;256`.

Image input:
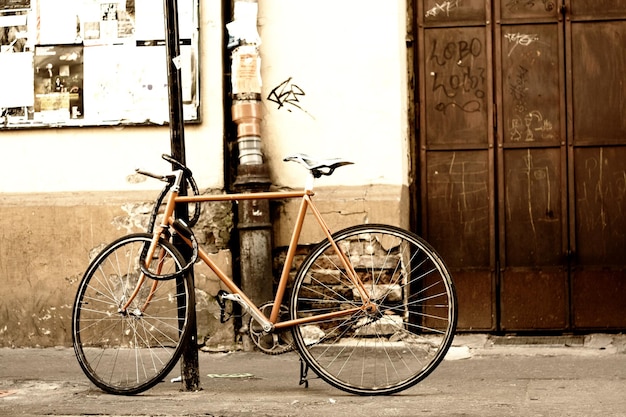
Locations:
0;2;227;347
272;184;410;247
0;191;235;348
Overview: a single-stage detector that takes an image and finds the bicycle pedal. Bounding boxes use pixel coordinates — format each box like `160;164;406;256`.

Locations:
216;290;227;308
216;290;233;323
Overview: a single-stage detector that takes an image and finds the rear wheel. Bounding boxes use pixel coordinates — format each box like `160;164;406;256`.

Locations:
290;224;457;395
72;233;192;395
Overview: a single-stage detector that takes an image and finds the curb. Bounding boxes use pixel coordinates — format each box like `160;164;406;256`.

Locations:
446;333;626;360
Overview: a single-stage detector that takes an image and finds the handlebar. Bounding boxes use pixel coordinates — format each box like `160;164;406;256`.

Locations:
135;154;193;183
135;169;175;183
162;154;194;179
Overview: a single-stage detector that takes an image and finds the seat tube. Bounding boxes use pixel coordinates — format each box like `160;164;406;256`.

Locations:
270;194;310;323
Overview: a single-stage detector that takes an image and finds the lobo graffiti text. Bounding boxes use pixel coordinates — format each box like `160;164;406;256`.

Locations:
428;37;486;114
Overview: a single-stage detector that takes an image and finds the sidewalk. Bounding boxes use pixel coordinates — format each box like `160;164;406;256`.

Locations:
1;334;625;417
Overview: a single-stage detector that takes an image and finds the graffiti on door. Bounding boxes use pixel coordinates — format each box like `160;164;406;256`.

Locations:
428;36;486;114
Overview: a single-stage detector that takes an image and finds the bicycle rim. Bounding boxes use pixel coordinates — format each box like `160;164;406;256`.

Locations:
290;224;457;395
72;233;191;395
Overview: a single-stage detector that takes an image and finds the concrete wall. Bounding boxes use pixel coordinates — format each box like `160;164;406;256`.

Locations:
0;0;409;347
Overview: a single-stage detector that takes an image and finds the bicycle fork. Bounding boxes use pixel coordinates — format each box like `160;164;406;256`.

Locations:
119;241;168;316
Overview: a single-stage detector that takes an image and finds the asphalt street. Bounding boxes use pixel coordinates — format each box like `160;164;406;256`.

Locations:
1;334;625;417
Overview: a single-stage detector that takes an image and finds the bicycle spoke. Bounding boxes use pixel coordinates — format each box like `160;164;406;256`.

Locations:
72;234;191;395
291;224;456;395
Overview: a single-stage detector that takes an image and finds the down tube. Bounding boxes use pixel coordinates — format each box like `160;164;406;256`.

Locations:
195;245;268;321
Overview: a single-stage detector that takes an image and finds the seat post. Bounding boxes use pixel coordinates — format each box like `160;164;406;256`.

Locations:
305;172;316;192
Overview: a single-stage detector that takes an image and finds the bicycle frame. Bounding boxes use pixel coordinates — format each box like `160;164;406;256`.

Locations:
136;171;373;334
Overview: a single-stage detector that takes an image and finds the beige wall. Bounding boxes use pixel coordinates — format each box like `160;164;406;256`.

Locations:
0;3;225;194
0;0;409;347
258;0;409;189
0;192;158;347
273;184;410;247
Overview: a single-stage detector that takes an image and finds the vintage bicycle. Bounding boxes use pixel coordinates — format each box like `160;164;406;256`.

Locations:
71;154;457;396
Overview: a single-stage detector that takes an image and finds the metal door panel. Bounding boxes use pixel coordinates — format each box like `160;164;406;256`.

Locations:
499;24;562;145
423;26;490;147
573;147;626;265
422;268;493;331
572;270;626;329
570;0;626;18
570;22;626;145
501;268;568;330
422;149;496;331
503;148;564;266
418;0;496;330
567;4;626;330
426;150;491;267
499;0;560;20
453;269;495;330
423;0;487;26
495;3;568;330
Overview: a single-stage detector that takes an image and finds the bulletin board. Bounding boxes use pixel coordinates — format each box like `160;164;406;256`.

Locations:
0;0;199;129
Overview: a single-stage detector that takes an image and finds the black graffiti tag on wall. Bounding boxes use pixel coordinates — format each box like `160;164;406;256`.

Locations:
267;77;306;112
428;37;486;114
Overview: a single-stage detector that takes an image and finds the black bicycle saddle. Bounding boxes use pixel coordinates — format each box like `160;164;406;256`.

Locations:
283;153;354;178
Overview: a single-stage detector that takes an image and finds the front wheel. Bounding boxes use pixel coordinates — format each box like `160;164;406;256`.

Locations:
290;224;457;395
72;233;193;395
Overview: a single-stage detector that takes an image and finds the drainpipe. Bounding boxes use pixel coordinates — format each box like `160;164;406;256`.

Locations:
227;0;273;350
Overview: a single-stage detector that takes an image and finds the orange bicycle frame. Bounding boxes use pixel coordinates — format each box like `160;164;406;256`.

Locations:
129;177;373;331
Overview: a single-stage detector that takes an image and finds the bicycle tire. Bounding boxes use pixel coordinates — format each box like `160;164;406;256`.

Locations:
290;224;457;395
72;233;192;395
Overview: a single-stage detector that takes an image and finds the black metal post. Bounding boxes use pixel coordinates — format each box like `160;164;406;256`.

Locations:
163;0;200;391
228;0;274;350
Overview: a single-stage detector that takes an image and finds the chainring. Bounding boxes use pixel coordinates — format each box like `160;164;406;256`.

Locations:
248;302;294;355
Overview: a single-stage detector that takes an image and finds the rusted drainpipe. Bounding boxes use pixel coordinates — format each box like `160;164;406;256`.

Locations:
228;0;273;350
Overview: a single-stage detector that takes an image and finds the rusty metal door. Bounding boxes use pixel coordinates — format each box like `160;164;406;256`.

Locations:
494;1;569;331
566;0;626;329
417;0;496;330
415;0;626;331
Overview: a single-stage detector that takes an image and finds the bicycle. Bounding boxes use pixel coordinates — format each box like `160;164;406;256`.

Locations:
71;153;457;396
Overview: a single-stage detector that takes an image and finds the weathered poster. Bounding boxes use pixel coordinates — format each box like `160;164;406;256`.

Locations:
82;0;136;44
1;0;198;128
33;45;83;121
0;0;30;10
0;10;28;52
